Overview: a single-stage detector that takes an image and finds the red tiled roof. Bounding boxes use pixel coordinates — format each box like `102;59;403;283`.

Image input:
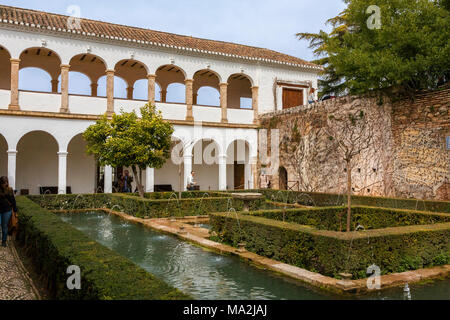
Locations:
0;5;321;70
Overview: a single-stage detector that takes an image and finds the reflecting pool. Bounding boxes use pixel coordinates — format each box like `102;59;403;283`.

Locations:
59;211;450;300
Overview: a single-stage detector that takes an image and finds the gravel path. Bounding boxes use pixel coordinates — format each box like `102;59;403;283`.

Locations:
0;242;37;300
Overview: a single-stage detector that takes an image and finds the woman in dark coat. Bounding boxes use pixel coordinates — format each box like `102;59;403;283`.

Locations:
0;176;18;247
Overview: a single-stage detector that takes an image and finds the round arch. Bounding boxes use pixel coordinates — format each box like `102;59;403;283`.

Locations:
0;133;8;178
227;73;254;86
191;138;221;191
156;64;187;103
227;73;253;109
226;139;251;190
19;47;62;92
0;46;11;90
69;53;107;95
16;131;59;195
194;69;221;106
194;69;222;84
279;166;288;190
156;64;187;79
114;59;149;86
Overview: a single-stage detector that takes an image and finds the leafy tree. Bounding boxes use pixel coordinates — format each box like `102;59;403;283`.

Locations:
298;0;450;98
83;104;174;198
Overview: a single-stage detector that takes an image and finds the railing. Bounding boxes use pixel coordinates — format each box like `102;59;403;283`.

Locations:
0;89;9;109
70;95;108;115
228;108;254;124
0;90;255;125
20;90;61;113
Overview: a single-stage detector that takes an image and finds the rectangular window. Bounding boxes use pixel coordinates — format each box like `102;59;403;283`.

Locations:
282;88;304;109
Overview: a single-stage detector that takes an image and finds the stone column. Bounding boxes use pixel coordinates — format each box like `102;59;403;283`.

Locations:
160;88;167;102
60;64;70;113
51;79;59;93
183;155;192;191
147;74;156;104
106;70;115;115
90;83;98;97
9;58;20;110
251;86;259;124
250;156;258;189
193;92;198;105
218;154;227;191
7;150;17;191
185;79;194;121
104;165;113;194
220;83;228;123
244;162;250;190
57;151;68;194
126;86;134;100
146;167;154;193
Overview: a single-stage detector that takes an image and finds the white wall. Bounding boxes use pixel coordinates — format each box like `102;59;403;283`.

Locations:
16;131;58;194
0;115;258;194
0;89;9;109
0;27;319;116
67;135;96;194
227;109;254;124
69;95;108;115
19;91;61;113
154;159;182;192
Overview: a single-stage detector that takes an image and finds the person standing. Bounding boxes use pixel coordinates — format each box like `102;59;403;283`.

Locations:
0;176;17;247
308;88;316;105
122;170;133;193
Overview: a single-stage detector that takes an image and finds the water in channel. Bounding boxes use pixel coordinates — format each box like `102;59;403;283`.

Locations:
59;211;450;300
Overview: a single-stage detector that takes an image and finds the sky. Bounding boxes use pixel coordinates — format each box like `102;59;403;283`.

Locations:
3;0;347;104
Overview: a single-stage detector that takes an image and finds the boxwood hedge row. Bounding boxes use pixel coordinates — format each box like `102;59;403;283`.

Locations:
210;212;450;279
27;193;275;218
248;206;450;231
244;190;450;212
15;196;191;300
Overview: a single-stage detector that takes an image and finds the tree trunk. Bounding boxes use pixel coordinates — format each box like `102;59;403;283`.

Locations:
346;159;352;232
132;165;145;198
178;163;182;200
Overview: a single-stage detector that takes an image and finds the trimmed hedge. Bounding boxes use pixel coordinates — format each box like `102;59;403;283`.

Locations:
210;212;450;279
28;194;110;211
16;196;191;300
142;191;229;200
27;193;276;218
247;190;450;213
248;206;450;231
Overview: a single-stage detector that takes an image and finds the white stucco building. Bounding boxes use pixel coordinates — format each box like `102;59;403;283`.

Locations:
0;5;320;194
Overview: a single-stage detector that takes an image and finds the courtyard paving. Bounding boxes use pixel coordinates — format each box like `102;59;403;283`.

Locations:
0;242;37;300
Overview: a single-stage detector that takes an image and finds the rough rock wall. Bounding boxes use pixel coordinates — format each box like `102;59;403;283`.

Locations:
391;87;449;200
259;87;449;200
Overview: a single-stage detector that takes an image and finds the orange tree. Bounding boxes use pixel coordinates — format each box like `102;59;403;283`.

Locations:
83;104;174;197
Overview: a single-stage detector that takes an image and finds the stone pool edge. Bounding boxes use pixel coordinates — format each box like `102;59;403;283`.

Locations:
54;208;450;296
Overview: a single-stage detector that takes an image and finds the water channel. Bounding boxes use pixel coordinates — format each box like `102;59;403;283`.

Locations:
59;211;450;300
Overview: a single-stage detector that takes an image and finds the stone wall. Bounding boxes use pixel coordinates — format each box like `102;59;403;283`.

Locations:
391;87;449;200
259;86;449;201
